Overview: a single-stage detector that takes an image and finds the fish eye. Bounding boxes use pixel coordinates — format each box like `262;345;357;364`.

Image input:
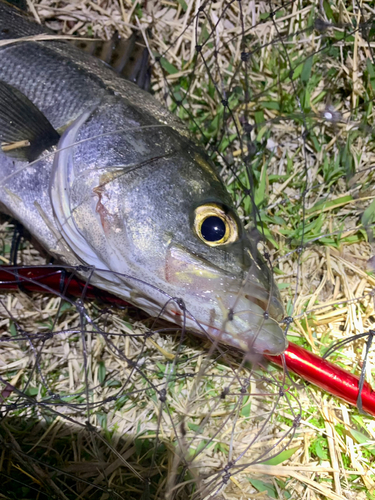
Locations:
194;204;239;246
201;216;226;241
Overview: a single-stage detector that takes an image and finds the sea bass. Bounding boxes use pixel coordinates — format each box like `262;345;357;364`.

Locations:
0;2;286;355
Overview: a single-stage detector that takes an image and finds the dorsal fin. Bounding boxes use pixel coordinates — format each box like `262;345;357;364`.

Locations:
73;31;151;91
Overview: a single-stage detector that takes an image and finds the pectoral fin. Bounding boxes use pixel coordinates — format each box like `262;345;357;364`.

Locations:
0;80;60;162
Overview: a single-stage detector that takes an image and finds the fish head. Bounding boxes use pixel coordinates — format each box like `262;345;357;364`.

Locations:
121;150;286;356
51;99;286;356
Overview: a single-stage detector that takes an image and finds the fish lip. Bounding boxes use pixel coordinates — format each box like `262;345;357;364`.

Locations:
245;294;270;313
244;293;284;323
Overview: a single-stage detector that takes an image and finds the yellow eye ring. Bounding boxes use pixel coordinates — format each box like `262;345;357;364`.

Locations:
194;204;239;246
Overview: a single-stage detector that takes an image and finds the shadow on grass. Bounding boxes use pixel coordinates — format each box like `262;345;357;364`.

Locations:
0;413;200;500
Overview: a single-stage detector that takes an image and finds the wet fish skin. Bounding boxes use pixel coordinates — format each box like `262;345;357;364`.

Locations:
0;2;287;355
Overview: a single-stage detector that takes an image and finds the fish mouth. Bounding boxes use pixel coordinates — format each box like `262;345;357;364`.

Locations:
165;243;287;355
222;282;286;355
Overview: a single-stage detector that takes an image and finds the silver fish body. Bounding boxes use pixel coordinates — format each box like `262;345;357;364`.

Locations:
0;2;287;355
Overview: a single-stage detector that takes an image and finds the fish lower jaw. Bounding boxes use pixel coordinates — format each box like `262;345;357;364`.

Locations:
73;270;287;356
198;316;287;356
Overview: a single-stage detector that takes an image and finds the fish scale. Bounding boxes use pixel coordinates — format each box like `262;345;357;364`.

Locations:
0;0;287;355
1;42;105;128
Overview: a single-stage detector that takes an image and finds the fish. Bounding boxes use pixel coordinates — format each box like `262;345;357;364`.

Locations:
0;1;287;355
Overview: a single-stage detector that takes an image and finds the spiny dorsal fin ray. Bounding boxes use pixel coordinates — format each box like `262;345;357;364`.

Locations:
0;80;60;162
73;31;151;92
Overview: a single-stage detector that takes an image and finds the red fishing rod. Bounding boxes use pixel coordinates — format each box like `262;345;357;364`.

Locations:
0;265;374;416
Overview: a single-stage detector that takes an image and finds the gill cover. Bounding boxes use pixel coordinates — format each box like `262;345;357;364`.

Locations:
50;105;114;275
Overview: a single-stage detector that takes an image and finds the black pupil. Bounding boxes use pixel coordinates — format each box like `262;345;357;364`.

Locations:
201;216;226;242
